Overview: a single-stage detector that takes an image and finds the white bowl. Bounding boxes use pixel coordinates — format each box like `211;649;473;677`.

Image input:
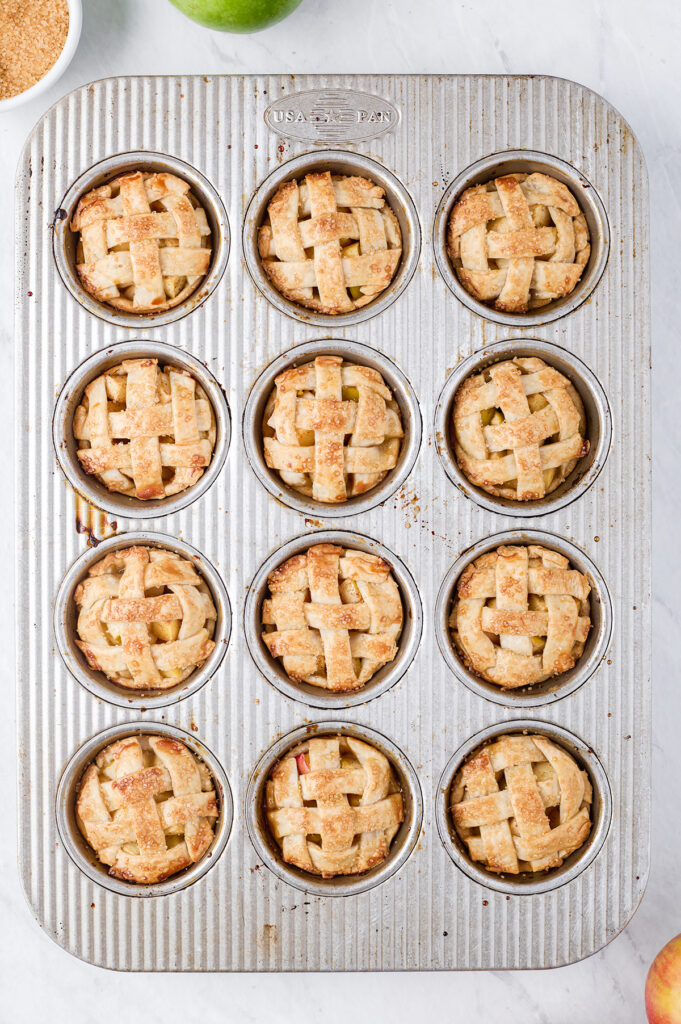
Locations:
0;0;82;112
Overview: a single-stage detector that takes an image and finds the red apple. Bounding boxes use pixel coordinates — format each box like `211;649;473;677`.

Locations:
646;933;681;1023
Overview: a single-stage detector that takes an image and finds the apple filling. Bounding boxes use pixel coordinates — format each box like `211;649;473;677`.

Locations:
479;393;559;493
102;582;186;682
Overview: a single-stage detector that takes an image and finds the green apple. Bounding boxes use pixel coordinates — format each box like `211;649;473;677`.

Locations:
168;0;304;32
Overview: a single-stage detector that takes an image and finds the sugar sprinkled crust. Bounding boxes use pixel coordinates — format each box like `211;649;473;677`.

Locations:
452;356;589;501
451;733;592;875
262;354;404;504
76;734;218;885
74;545;217;690
262;542;403;691
70;170;212;313
73;358;216;501
450;543;591;689
259;171;402;314
447;172;590;313
265;734;404;878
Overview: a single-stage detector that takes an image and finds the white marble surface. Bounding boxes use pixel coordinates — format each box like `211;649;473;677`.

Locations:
0;0;676;1019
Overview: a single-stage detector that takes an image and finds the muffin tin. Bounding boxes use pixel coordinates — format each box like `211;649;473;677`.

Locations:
15;74;650;971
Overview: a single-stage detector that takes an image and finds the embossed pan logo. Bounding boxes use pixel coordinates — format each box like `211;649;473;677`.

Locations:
264;89;400;144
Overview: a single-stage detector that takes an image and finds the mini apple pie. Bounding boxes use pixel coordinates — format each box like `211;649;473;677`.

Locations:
452;356;589;501
73;358;216;501
447;172;590;313
74;545;216;690
450;543;591;689
70;170;212;313
451;733;592;874
258;170;402;314
76;734;218;884
265;734;404;878
262;354;404;504
261;542;403;691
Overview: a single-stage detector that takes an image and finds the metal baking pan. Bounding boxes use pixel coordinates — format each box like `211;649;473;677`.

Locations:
14;74;650;971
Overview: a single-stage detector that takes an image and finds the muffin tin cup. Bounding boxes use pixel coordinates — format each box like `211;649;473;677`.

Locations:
245;721;423;897
435;719;613;896
55;722;234;898
52;150;230;328
244;529;423;709
433;149;610;327
52;339;231;520
434;337;612;517
435;529;613;708
242;149;421;328
18;75;651;971
54;531;232;710
242;338;422;518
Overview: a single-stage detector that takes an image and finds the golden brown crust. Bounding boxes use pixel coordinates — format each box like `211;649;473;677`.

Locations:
262;355;404;504
70;171;211;313
262;543;403;691
452;357;589;502
74;545;216;691
451;733;592;875
76;735;218;884
450;544;591;689
259;171;402;314
73;358;216;501
265;734;404;878
446;173;589;313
